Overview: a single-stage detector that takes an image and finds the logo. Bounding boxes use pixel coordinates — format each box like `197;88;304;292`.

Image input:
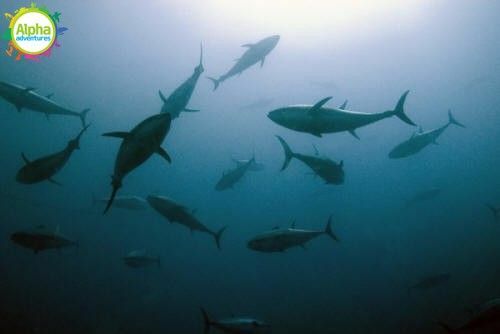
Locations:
3;2;68;61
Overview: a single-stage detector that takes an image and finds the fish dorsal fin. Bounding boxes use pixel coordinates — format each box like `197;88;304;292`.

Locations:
158;90;167;103
46;93;54;99
21;153;30;164
308;97;332;116
339;99;348;110
102;131;130;139
241;43;254;48
290;220;296;228
23;87;35;94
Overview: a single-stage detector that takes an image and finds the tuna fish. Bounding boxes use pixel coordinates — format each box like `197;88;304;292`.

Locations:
231;156;265;172
16;124;90;185
215;157;255;191
159;44;204;119
102;112;172;214
408;273;451;294
123;250;160;268
146;195;226;250
92;195;148;211
268;91;415;138
405;188;441;207
207;35;280;90
276;136;344;185
439;298;500;333
247;216;338;253
0;81;90;127
10;225;77;254
389;110;465;159
201;308;269;334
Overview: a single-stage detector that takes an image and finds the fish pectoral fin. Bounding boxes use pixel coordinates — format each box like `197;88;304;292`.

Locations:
311;132;322;138
45;112;50;120
156;147;172;163
102;131;130;139
308;96;332;116
183;108;200;112
260;57;265;67
348;129;360;140
48;178;62;186
15;104;22;112
22;87;35;94
46;93;54;99
21;153;31;164
158;90;167;103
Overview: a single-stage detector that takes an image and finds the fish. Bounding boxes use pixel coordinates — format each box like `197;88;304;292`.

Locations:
102;112;172;214
16;124;90;185
207;35;280;90
389;110;465;159
123;250;160;268
439;299;500;333
276;135;344;185
485;204;499;221
0;81;90;127
405;188;441;207
159;44;204;119
92;194;148;211
408;273;451;294
231;156;265;172
146;195;226;250
247;216;338;253
215;157;255;191
240;97;274;110
268;91;415;138
10;225;77;254
200;308;269;334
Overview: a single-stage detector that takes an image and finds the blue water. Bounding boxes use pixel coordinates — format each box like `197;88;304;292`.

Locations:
1;1;499;333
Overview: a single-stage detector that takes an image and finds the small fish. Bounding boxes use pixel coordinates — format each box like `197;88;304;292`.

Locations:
123;250;160;268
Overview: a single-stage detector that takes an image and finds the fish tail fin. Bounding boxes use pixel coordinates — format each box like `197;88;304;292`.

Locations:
214;226;227;250
391;90;416;126
437;322;455;333
447;110;465;128
103;176;122;215
207;77;220;91
79;108;90;128
200;307;212;334
275;135;294;171
324;215;339;242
